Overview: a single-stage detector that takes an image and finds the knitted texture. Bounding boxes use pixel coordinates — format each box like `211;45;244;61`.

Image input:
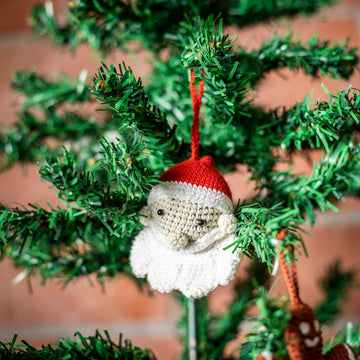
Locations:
285;303;323;360
152;199;221;249
149;181;233;214
325;344;358;360
149;156;234;215
130;221;241;298
190;68;204;160
277;234;358;360
159;156;232;199
129;69;241;298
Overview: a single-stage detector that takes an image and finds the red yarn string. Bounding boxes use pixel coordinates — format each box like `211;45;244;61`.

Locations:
190;69;204;160
277;231;302;306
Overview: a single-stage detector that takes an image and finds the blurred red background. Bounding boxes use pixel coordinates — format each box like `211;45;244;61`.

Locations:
0;1;359;359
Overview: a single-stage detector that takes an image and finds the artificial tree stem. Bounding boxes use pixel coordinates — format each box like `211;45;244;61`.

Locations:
188;297;199;360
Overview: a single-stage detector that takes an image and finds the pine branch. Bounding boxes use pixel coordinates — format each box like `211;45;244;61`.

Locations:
269;139;360;225
11;69;90;110
179;16;252;122
273;86;360;152
219;87;360;174
177;261;270;360
233;203;305;268
314;260;356;324
0;203;140;281
39;135;158;205
240;287;291;360
224;0;338;28
240;32;358;86
0;70;107;170
0;330;157;359
0;109;104;170
231;87;360;203
92;62;180;163
147;56;265;171
28;0;337;53
0;135;159;281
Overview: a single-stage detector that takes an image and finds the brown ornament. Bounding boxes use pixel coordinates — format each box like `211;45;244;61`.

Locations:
277;231;358;360
285;303;323;360
325;344;358;360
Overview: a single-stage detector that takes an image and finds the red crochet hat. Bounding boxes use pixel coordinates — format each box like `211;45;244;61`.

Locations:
148;156;233;214
160;156;232;199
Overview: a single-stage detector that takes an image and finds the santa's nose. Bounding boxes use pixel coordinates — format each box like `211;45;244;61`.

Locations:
168;232;190;249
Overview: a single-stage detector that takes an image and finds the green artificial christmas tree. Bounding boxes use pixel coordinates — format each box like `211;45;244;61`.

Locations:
0;0;359;359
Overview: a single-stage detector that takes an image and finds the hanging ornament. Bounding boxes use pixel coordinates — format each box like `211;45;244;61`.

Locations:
277;231;357;360
130;69;241;298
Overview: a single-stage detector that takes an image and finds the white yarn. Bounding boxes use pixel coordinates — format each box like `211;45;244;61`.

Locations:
218;213;237;234
130;221;241;298
148;182;233;214
344;344;357;360
151;198;222;249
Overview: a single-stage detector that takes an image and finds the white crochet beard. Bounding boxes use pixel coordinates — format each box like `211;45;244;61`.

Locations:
130;221;241;298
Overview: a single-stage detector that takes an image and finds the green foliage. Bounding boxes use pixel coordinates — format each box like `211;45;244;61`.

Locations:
10;70;90;109
0;133;158;281
269;138;360;226
177;260;270;360
0;70;104;170
93;62;180;166
1;0;360;358
40;134;158;204
240;287;291;359
314;261;356;324
273;86;360;152
240;261;359;359
28;0;338;53
241;32;358;84
178;16;252;121
0;330;157;359
323;322;360;354
0;202;137;281
233;203;305;268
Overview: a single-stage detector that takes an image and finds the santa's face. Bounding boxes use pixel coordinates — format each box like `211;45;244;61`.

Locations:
151;198;221;249
130;197;241;298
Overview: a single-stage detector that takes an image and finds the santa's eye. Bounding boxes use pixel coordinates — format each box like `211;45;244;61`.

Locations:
157;209;165;216
299;322;310;335
196;219;206;226
314;320;320;331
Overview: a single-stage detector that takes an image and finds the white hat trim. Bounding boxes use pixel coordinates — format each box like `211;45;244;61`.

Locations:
148;181;233;214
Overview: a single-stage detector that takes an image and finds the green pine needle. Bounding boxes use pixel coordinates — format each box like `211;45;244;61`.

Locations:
0;330;157;359
240;286;291;359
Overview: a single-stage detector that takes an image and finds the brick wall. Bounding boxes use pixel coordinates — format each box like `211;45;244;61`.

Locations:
0;1;359;359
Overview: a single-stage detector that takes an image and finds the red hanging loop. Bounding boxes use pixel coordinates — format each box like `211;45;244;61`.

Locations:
277;230;302;306
190;69;204;160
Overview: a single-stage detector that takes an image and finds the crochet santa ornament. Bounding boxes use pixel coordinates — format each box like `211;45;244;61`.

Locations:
130;70;241;298
259;231;357;360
